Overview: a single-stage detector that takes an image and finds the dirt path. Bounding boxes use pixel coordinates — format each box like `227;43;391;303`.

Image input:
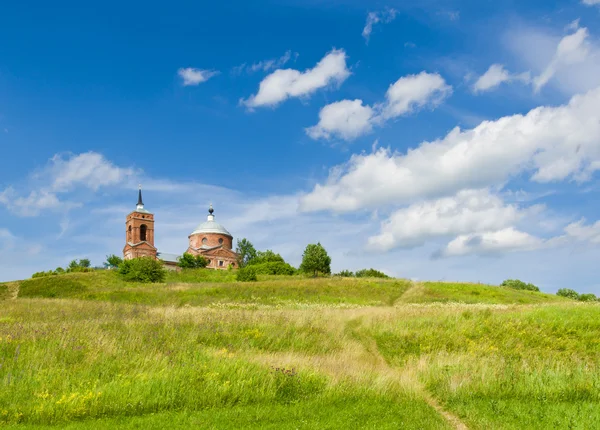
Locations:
394;281;426;305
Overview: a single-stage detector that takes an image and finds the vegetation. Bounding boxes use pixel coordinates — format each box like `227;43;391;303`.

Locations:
32;259;95;278
118;257;166;283
250;261;296;275
1;271;597;428
335;270;354;277
500;279;540;292
356;268;389;278
176;253;208;269
103;254;123;269
557;288;599;302
247;250;285;266
299;243;331;277
236;266;258;282
235;238;257;268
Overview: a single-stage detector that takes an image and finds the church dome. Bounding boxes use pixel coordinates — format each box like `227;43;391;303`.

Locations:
190;205;232;237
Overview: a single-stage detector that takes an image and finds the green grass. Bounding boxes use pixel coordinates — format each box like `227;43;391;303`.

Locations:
400;281;566;304
1;271;596;428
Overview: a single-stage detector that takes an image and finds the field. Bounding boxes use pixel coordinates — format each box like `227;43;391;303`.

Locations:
1;270;598;429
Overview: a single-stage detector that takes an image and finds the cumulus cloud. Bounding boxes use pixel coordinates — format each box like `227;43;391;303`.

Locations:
240;49;350;109
533;27;590;92
307;72;451;141
232;51;297;75
0;152;136;217
177;68;220;86
472;64;531;93
362;8;397;43
438;228;543;257
366;189;531;252
300;86;600;212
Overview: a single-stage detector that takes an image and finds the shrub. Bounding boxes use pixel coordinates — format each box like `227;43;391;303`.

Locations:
500;279;540;292
247;250;286;266
177;252;208;269
236;266;257;282
118;257;166;283
578;293;598;302
251;261;296;275
557;288;580;300
31;270;57;278
335;270;355;277
355;268;390;278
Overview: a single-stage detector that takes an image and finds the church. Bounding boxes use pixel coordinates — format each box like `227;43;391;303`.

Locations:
122;187;239;269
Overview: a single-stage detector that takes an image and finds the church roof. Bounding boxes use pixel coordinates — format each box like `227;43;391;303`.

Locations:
190;204;232;237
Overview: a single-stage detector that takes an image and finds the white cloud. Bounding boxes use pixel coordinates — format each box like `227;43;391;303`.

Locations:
300;86;600;212
439;228;543;257
362;8;397;43
307;72;451;141
0;152;136;217
177;68;220;86
472;64;531;93
305;99;376;140
582;0;600;5
233;51;297;75
240;49;350;109
533;27;590;92
562;218;600;243
366;189;529;252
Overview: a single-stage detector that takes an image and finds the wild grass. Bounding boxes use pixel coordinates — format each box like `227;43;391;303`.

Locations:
1;272;596;428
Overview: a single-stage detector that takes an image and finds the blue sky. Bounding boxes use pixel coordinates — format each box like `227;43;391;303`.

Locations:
1;0;600;293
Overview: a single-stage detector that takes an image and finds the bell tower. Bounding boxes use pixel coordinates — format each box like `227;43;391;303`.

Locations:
123;185;157;260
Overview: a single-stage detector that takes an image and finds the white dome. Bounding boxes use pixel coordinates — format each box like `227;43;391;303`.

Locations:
190;205;232;237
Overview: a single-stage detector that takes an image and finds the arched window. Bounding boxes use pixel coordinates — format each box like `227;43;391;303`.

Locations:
202;237;208;245
140;224;147;241
128;225;132;241
218;238;223;245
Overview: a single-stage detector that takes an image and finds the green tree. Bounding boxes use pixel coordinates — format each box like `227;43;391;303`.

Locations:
79;258;91;268
104;254;123;269
118;257;166;283
578;293;597;302
236;238;257;268
247;249;285;266
556;288;579;300
177;253;208;269
299;242;331;277
334;270;354;277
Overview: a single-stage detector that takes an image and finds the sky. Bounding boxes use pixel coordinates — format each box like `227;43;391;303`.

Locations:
1;0;600;294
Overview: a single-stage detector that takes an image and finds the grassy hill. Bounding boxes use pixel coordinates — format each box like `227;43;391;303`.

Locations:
1;270;597;429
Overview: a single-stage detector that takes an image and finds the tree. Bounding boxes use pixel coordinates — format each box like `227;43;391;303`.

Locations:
177;253;208;269
79;258;91;268
334;270;354;277
236;238;257;268
104;254;123;269
299;242;331;277
118;257;166;283
557;288;579;300
578;293;598;302
247;250;285;266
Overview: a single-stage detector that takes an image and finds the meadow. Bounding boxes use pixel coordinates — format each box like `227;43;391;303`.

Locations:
1;270;598;429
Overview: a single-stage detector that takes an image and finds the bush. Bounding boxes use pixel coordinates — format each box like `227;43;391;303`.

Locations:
31;270;57;278
177;253;208;269
557;288;580;300
247;250;286;266
251;261;296;275
578;293;598;302
355;268;390;278
236;266;257;282
335;270;354;277
104;254;123;269
118;257;166;283
500;279;540;292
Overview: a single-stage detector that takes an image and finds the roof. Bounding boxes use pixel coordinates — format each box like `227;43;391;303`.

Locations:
157;252;180;263
190;205;232;237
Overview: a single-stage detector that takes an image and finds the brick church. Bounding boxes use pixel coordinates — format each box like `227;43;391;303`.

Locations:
123;187;238;269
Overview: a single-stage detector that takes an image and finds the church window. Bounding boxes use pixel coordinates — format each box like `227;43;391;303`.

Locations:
140;224;147;241
218;238;223;245
128;225;132;241
202;237;208;245
219;260;223;267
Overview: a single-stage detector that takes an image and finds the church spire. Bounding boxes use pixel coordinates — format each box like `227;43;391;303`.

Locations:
136;184;145;211
207;203;214;221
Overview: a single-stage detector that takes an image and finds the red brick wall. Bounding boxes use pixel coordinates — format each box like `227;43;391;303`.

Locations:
188;233;233;250
123;210;157;260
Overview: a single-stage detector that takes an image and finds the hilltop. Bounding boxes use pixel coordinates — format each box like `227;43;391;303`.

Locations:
1;271;598;429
